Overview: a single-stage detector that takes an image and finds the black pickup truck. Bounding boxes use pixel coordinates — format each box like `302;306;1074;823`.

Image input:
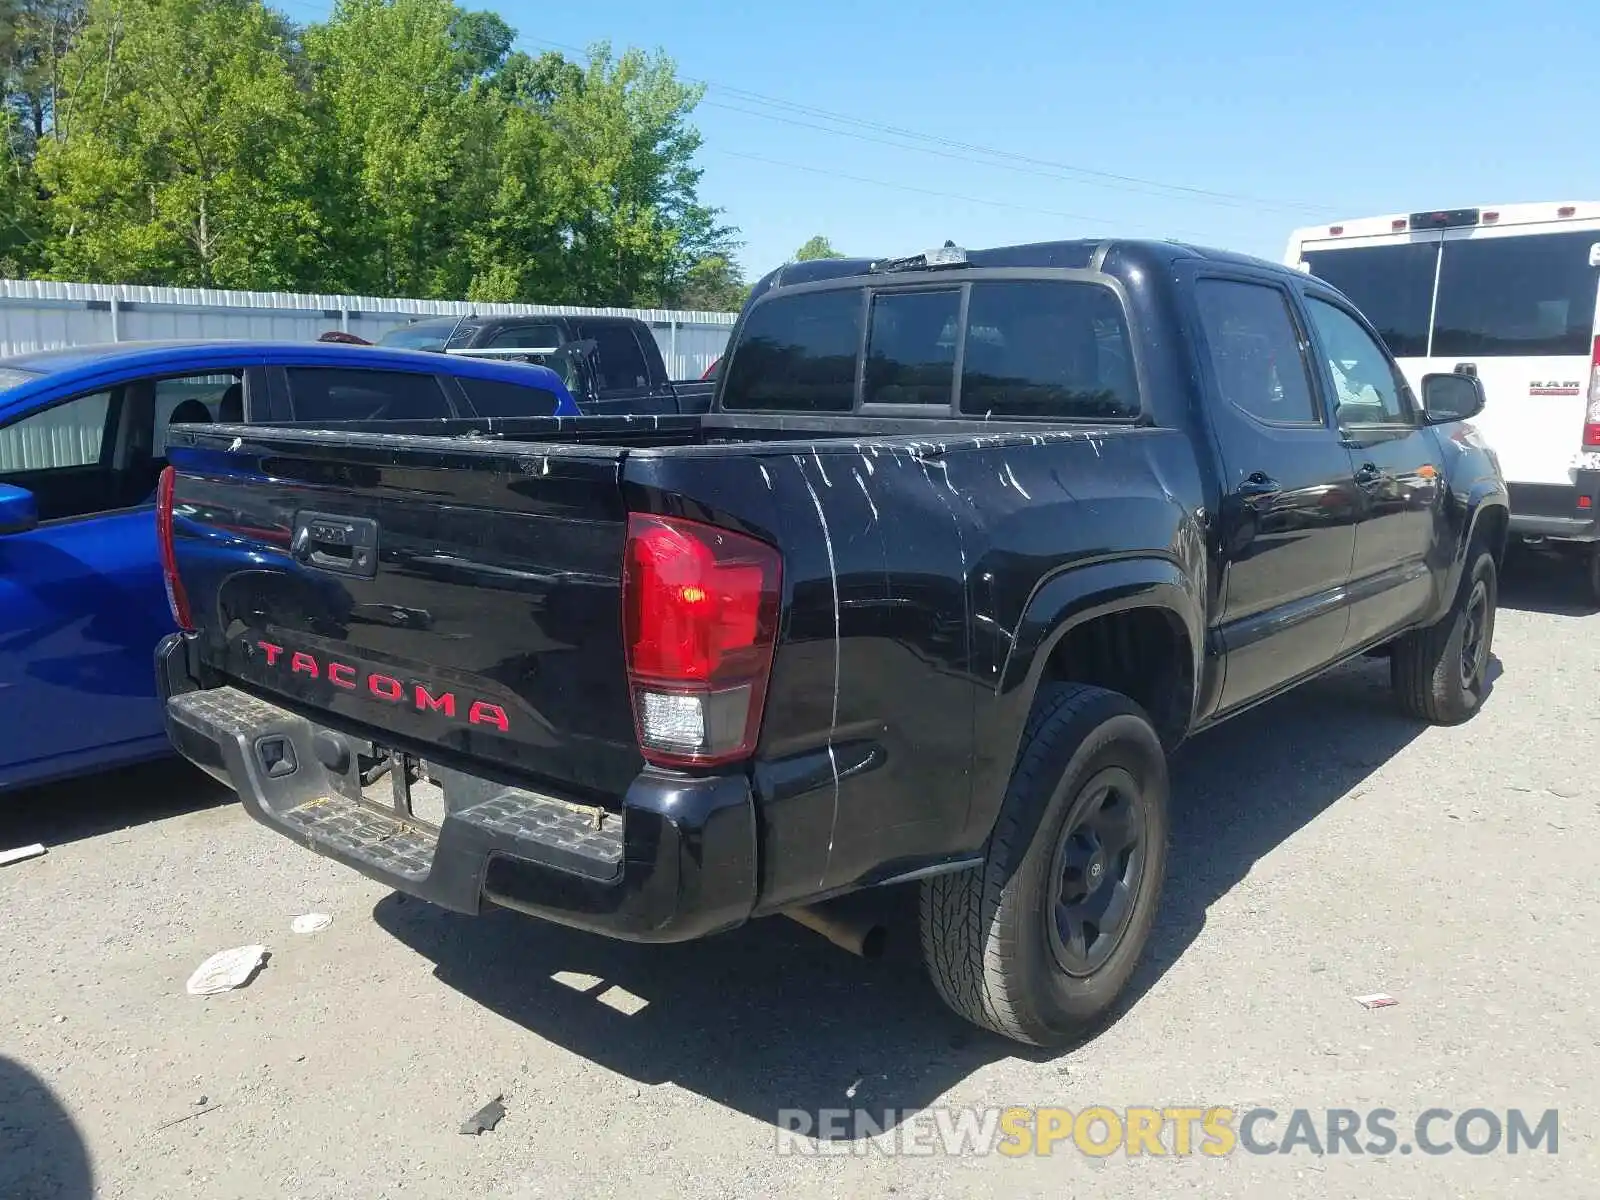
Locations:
375;313;718;415
156;239;1507;1047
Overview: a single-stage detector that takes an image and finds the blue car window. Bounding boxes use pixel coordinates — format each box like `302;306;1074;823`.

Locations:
0;390;112;473
153;372;238;453
456;376;564;417
285;367;452;421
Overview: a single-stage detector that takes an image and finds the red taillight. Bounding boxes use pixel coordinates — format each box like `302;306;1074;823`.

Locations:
623;513;780;767
1585;336;1600;448
156;466;194;631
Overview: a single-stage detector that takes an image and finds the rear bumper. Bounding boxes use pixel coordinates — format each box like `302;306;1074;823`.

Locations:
156;635;758;941
1507;475;1600;542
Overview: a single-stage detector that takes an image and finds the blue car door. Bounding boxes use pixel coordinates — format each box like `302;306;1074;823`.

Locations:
0;382;173;784
0;370;242;785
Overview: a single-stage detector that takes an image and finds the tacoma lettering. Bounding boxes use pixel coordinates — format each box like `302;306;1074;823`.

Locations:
253;640;510;731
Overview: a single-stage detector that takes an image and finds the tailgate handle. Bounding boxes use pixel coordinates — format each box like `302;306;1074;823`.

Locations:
291;511;379;579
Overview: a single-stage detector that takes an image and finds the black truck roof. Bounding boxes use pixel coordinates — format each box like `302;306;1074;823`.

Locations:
749;238;1304;300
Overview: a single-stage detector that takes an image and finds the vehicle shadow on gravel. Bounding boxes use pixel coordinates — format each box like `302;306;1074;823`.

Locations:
377;656;1446;1133
0;1055;94;1199
1129;655;1431;1005
0;758;232;851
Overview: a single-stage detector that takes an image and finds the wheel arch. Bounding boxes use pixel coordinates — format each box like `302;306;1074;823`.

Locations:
967;556;1203;847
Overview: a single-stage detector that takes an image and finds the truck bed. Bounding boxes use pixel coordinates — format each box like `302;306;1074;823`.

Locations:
163;411;1186;823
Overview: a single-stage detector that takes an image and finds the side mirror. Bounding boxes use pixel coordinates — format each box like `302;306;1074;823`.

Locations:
0;483;38;535
1421;372;1486;425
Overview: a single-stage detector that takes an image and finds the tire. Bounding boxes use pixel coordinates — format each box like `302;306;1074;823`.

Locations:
920;683;1169;1047
1586;548;1600;607
1390;549;1498;725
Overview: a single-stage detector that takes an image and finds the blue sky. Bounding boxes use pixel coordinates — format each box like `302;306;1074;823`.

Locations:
290;0;1600;282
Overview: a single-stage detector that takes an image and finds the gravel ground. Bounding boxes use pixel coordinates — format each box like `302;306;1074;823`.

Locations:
2;553;1597;1200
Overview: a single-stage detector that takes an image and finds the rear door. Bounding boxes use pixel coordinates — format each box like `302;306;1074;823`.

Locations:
1419;225;1599;496
572;320;661;413
1188;272;1360;710
0;381;174;779
1300;223;1600;496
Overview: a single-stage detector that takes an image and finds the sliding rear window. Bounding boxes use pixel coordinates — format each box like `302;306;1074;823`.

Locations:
958;281;1138;419
722;277;1138;418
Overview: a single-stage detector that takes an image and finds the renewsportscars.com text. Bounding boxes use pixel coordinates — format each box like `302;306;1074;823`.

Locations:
775;1106;1559;1158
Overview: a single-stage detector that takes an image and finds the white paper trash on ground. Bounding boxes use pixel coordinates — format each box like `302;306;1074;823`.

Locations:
186;945;268;996
0;844;46;867
291;913;331;935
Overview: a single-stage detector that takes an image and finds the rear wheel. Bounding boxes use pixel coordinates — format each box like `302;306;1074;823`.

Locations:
1586;547;1600;606
1391;549;1497;724
920;684;1169;1047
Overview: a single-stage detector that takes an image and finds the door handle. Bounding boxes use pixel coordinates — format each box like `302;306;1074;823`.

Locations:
1354;462;1383;485
291;510;380;579
1235;472;1281;499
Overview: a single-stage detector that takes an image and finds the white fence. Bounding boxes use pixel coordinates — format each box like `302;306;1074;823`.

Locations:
0;280;737;380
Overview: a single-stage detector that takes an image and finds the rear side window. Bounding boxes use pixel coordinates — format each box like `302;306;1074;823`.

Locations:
574;322;651;391
958;281;1138;419
1194;280;1319;424
457;376;562;417
153;372;241;453
1432;231;1599;357
722;289;862;412
483;323;561;350
377;319;478;352
864;290;960;405
284;368;452;421
1300;242;1436;358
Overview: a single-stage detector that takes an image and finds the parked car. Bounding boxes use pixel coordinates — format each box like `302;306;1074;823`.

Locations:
156;240;1507;1047
0;339;575;792
1286;201;1600;598
376;314;718;415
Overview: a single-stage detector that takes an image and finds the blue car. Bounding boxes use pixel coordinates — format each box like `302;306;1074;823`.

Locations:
0;339;577;792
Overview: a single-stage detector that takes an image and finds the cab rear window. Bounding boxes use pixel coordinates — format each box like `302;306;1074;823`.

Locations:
958;282;1138;419
721;278;1138;419
721;289;861;413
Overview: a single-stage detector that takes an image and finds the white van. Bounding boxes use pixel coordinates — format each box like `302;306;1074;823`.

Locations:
1285;202;1600;597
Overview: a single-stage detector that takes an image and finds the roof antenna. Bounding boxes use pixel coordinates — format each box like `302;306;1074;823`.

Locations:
443;309;475;350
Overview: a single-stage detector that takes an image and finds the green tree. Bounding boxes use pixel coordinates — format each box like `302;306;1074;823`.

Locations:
37;0;320;286
1;113;45;275
672;253;747;311
531;43;737;306
3;0;85;155
4;0;737;304
793;235;843;262
304;0;512;296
